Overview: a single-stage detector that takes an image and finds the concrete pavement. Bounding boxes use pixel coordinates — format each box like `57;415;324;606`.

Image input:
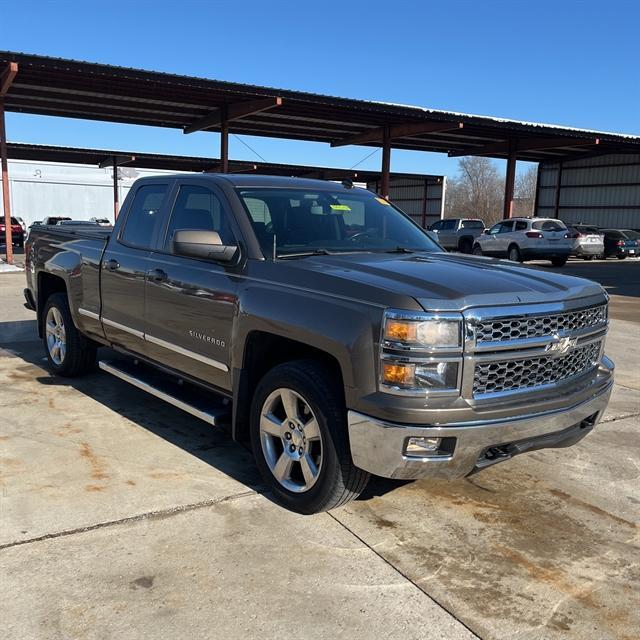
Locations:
1;263;638;640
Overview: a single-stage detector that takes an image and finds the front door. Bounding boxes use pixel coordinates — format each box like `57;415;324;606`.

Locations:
101;182;169;353
143;182;240;391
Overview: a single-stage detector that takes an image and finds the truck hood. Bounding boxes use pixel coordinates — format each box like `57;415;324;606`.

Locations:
283;251;605;310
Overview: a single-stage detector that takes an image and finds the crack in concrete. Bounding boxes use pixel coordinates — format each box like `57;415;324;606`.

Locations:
0;489;256;552
328;512;482;640
601;411;640;424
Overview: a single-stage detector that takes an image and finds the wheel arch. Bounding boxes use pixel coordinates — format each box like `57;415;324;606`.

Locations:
232;331;345;443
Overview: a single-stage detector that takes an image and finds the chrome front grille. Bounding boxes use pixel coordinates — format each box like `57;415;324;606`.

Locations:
475;305;607;344
472;341;601;397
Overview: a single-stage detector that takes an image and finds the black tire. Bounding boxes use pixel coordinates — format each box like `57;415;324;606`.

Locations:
507;244;522;262
472;244;483;256
459;238;472;254
42;293;97;377
551;257;568;267
250;359;370;514
617;255;626;260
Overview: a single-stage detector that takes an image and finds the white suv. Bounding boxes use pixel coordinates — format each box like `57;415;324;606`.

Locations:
473;217;572;267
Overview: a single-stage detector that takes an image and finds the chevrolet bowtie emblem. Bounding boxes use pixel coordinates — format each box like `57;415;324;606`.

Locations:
545;335;578;356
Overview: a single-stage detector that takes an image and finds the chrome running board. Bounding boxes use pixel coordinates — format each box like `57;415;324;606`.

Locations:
99;359;230;426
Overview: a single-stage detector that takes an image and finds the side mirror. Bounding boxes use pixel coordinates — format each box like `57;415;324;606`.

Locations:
483;229;490;235
173;229;237;262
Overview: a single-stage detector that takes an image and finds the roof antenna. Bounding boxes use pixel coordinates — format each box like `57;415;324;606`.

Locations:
273;234;277;261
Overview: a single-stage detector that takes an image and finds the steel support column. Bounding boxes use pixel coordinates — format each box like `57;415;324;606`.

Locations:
0;100;13;264
112;157;120;219
553;161;564;219
381;125;391;200
503;144;517;219
220;108;229;173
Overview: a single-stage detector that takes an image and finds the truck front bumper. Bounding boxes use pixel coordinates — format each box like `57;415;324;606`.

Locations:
348;358;614;480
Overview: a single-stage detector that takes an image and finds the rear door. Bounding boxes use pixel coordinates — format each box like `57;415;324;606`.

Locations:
100;182;169;353
143;180;240;391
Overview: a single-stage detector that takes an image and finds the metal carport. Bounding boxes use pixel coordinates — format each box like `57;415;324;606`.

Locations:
2;51;640;262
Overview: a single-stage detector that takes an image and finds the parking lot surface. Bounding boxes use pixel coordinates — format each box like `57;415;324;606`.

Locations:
1;261;639;640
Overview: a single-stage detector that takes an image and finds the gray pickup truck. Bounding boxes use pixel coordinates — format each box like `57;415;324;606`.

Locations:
428;217;486;253
24;174;614;514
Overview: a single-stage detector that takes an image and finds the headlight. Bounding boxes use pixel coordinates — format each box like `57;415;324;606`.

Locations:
380;309;463;395
383;312;461;350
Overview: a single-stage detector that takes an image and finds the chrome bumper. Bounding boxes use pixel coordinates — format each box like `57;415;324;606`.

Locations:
348;358;614;480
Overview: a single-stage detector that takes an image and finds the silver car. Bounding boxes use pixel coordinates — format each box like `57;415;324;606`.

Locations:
566;224;604;260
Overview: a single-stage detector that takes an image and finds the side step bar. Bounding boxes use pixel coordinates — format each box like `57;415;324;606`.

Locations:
99;359;231;426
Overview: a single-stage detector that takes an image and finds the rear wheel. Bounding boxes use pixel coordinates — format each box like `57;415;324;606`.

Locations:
472;244;483;256
250;360;369;514
617;255;626;260
43;293;97;377
508;245;521;262
551;257;568;267
459;238;472;254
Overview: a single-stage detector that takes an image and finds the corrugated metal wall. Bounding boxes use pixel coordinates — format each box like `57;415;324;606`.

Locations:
366;177;445;228
535;153;640;229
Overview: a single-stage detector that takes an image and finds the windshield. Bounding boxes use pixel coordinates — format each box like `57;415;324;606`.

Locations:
237;188;442;257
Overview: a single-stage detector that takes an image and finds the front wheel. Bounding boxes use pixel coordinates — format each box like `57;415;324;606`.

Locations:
472;244;483;256
508;245;522;262
43;293;97;376
250;360;369;514
617;255;626;260
551;257;568;267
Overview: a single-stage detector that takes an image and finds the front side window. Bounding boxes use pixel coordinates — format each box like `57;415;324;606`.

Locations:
165;185;234;251
441;219;457;231
236;188;441;257
515;220;528;231
120;184;168;249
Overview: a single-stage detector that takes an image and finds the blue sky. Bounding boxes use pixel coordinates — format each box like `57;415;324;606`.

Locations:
2;0;639;179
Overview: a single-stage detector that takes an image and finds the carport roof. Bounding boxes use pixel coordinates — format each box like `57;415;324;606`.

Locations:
2;51;640;162
6;142;443;183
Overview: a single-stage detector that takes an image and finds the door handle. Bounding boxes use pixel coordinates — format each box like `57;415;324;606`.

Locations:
149;268;168;283
105;259;120;271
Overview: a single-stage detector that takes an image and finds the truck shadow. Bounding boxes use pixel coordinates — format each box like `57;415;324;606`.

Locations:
5;340;409;508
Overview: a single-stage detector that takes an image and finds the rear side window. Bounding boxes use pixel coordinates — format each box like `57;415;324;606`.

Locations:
460;220;484;229
165;185;234;251
120;184;168;249
532;220;566;231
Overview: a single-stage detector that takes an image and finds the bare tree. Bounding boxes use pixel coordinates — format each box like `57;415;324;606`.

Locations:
514;165;538;217
444;157;504;226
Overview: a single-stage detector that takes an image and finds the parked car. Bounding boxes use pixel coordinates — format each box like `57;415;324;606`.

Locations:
41;216;72;226
428;218;485;253
566;224;604;260
15;216;27;233
24;174;613;514
90;217;113;227
601;229;639;259
0;216;25;247
473;217;571;267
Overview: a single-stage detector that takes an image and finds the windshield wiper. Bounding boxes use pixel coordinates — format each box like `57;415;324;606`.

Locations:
277;249;333;259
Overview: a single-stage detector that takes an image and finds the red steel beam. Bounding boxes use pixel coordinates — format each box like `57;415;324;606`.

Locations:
503;144;517;219
449;136;600;158
331;121;464;147
183;96;283;135
380;125;391;200
1;63;18;264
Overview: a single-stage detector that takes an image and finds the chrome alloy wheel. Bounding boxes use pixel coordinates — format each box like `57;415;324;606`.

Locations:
259;388;323;493
45;306;66;365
